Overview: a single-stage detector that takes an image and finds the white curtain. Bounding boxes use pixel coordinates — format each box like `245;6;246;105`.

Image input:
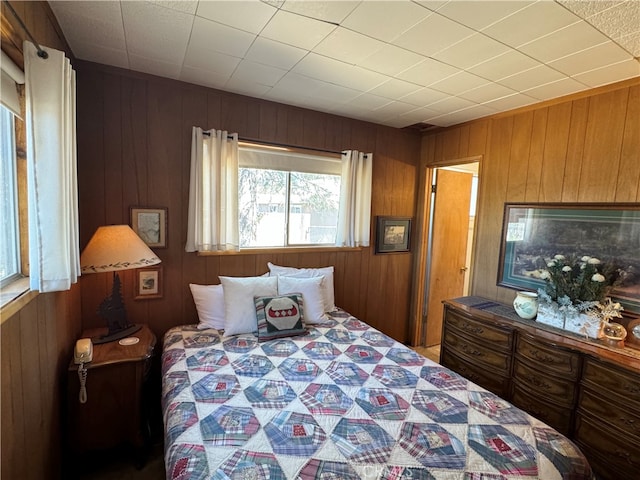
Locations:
336;150;373;247
24;41;79;292
185;128;239;252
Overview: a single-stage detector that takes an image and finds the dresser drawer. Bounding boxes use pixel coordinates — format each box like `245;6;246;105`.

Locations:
444;308;514;351
511;383;573;435
581;357;640;404
512;359;577;406
441;349;511;399
443;327;512;373
574;414;640;477
578;386;640;439
516;334;581;380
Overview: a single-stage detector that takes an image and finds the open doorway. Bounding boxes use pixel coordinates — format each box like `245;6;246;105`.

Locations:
422;162;479;347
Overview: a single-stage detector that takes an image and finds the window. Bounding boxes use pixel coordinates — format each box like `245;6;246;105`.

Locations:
0;106;20;286
238;145;341;248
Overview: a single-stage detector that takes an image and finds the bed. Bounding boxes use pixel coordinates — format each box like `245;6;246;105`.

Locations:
161;307;593;479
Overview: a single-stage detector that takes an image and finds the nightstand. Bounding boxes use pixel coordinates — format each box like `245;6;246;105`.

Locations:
67;324;156;457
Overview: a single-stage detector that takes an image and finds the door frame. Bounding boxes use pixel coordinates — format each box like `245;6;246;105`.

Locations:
409;155;483;346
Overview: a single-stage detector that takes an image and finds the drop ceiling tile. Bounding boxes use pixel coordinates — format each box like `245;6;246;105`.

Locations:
433;33;511;70
313;27;386;64
427;103;497;126
617;30;640;57
291;53;386;91
586;1;640;41
458;82;518;104
482;1;581;47
313;83;362;103
148;1;198;14
230;60;287;87
397;105;441;123
339;65;389;92
430;71;489;96
269;72;327;98
436;1;533;30
347;92;395;111
519;21;611;63
122;2;193;64
548;41;633;76
374;100;421;117
523;76;588;100
397;58;461;87
71;43;129;69
413;1;448;11
129;54;181;79
426;95;477;114
468;49;541;81
225;78;272;98
49;1;126;51
481;92;538;112
574;59;640;87
260;9;336;50
557;1;625;19
244;37;307;70
399;87;451;106
498;64;566;91
196;0;276;34
341;1;433;43
360;44;425;77
393;12;476;57
281;0;360;24
183;44;241;76
368;78;424;101
180;65;230;89
189;16;256;58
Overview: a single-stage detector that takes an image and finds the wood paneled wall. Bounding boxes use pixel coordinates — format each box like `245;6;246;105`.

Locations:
1;3;81;479
422;78;640;308
75;62;421;344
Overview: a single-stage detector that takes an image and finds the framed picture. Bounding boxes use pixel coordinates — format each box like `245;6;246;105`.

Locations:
375;216;412;254
134;266;163;300
498;203;640;314
130;207;167;248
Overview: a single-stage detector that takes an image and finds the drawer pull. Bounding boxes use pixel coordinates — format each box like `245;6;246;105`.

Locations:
523;374;552;390
461;344;483;357
614;449;633;464
529;349;556;363
461;321;484;335
623;383;640;395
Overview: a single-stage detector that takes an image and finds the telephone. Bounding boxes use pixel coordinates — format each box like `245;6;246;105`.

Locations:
74;338;93;404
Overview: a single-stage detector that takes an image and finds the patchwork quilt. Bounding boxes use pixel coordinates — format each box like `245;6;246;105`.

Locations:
162;309;593;480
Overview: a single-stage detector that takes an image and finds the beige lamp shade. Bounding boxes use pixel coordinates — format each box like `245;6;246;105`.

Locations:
80;225;161;273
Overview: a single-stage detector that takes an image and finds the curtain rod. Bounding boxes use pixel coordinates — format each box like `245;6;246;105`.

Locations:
3;0;49;59
201;132;344;156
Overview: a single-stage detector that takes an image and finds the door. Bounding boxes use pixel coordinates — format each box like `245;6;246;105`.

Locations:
424;168;473;346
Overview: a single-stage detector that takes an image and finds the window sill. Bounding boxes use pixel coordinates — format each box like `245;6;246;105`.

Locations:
196;246;365;256
1;277;37;323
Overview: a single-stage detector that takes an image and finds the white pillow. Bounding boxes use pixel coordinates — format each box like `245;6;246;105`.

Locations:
189;284;225;330
277;276;328;324
268;262;336;312
220;276;278;336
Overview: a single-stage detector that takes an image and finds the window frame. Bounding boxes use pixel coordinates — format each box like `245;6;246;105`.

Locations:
237;143;342;250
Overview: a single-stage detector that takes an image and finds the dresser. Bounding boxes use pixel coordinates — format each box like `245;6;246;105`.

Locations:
440;297;640;480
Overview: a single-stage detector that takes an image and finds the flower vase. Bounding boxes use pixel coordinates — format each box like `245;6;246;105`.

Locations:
513;292;538;319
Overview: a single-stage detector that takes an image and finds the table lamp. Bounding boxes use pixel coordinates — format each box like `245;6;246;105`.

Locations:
80;225;161;344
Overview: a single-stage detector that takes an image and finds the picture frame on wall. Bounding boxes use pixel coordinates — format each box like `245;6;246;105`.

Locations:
375;216;412;254
135;266;163;300
130;206;167;248
498;202;640;314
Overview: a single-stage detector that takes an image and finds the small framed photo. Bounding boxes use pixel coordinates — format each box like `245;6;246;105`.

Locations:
375;216;412;254
135;266;163;300
130;207;167;248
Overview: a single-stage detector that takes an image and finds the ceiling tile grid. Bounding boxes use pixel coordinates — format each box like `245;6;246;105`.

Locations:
48;0;640;128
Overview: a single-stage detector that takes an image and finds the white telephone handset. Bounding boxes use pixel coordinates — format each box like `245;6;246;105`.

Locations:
74;338;93;404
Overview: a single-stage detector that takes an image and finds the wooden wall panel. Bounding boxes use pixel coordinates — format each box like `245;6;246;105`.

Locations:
1;3;82;479
422;78;640;307
75;62;421;344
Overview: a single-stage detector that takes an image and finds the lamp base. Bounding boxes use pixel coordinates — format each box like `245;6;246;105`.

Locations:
93;324;142;344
